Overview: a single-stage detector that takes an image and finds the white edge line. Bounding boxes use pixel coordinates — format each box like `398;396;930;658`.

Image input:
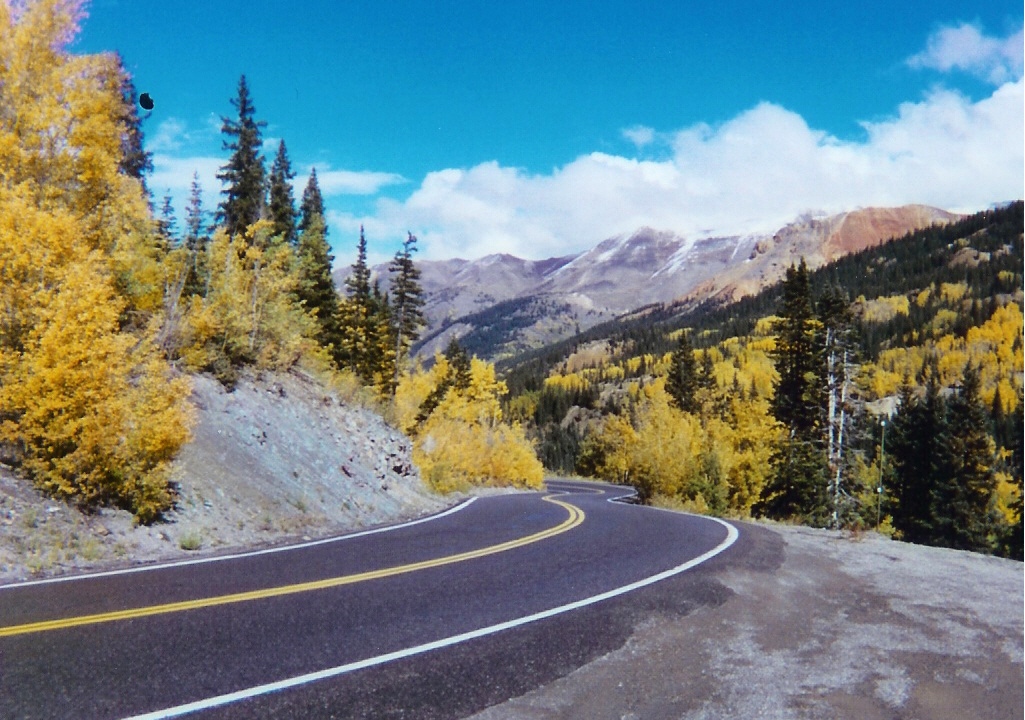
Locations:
120;515;739;720
0;499;477;590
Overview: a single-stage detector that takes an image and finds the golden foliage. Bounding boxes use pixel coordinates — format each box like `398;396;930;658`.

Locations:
397;355;543;491
860;302;1024;406
584;381;779;516
0;1;192;520
415;419;542;493
176;225;327;383
0;245;192;521
859;294;910;323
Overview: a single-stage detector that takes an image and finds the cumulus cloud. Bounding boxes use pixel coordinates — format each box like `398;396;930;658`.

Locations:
149;114;221;154
354;78;1023;261
148;154;223;211
908;22;1024;84
307;166;407;196
148;117;190;153
622;125;657;148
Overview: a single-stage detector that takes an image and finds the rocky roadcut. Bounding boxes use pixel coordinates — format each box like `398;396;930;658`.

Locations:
0;371;448;583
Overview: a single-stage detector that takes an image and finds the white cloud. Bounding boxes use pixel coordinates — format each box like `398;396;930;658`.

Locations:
148;154;223;223
356;79;1023;261
908;23;1024;84
622;125;657;148
148;117;189;152
149;114;221;155
149;154;223;192
307;166;407;196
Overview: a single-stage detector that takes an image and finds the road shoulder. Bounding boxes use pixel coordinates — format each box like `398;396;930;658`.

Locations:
465;521;1024;720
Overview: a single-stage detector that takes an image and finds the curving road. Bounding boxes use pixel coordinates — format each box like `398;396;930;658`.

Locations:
0;480;742;719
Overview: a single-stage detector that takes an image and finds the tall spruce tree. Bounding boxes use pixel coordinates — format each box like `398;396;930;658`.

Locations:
770;259;825;437
216;75;266;238
156;193;177;251
759;259;830;525
699;350;716;391
388;232;426;373
368;281;396;392
299;168;325;234
182;172;209;297
266;139;298;245
1002;394;1024;559
936;363;1000;552
346;225;372;302
114;53;153;196
338;226;377;382
666;331;699;414
889;374;948;544
296;212;342;360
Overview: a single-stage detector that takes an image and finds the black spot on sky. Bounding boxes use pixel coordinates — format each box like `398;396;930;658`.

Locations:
139;93;154;110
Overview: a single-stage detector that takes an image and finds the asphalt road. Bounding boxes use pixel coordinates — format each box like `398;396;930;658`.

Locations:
0;480;744;719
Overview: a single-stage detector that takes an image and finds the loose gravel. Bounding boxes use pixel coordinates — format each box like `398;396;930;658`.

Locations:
466;522;1023;720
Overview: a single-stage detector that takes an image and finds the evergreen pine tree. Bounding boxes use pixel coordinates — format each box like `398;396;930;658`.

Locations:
758;436;831;524
338;226;378;382
770;259;825;438
184;173;206;245
364;280;397;391
388;232;426;372
114;53;153;196
889;371;949;544
990;383;1004;436
666;331;699;414
935;363;999;552
216;75;266;238
699;350;716;391
299;168;325;235
156;193;177;251
266;139;298;245
760;259;830;525
182;172;209;297
1002;394;1024;559
446;337;472;392
296;212;342;359
346;225;372;302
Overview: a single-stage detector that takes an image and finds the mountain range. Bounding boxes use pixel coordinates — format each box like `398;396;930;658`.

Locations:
355;205;960;361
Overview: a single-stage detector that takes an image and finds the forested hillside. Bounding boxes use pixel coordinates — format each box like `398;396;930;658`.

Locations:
0;1;540;525
503;203;1024;557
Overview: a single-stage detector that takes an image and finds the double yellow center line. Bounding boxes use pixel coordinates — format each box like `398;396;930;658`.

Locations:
0;496;584;638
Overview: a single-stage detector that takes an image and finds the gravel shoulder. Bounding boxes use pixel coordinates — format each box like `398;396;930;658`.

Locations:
466;521;1024;720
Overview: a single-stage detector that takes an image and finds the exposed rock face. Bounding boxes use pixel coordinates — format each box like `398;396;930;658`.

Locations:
364;205;959;360
171;371;445;537
688;205;961;304
0;371;448;582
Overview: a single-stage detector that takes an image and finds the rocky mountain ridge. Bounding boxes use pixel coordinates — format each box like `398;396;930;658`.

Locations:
402;204;959;360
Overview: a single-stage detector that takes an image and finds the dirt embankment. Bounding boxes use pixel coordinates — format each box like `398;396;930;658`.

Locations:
0;370;450;583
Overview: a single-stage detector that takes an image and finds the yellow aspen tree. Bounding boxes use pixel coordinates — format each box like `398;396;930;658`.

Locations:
721;396;781;515
397;354;543;491
0;248;191;521
0;0;192;520
177;224;325;382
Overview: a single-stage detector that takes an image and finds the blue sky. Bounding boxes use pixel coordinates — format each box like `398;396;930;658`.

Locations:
75;1;1024;265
